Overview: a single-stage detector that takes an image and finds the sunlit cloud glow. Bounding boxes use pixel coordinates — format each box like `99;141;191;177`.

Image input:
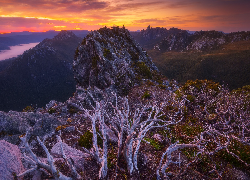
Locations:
0;0;249;33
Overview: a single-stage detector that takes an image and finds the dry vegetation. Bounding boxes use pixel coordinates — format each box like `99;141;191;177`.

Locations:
17;80;250;179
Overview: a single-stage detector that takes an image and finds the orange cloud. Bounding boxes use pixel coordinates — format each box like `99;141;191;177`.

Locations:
0;0;249;33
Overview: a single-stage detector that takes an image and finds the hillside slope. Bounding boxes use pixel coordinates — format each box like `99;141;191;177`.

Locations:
0;31;82;112
132;27;250;89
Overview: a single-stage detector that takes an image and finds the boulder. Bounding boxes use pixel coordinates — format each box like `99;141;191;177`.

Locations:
51;142;90;171
0;140;25;180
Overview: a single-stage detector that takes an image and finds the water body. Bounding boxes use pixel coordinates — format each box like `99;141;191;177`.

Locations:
0;42;39;61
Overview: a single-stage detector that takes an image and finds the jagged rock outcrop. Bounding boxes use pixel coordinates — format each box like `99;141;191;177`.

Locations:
186;30;226;51
0;140;25;180
131;26;183;49
73;26;160;96
138;25;169;42
157;30;191;51
133;26;250;53
53;30;77;41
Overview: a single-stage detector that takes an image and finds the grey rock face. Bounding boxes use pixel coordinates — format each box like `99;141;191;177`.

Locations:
51;142;90;171
0;111;61;144
51;142;90;158
31;113;61;137
73;26;159;96
0;140;25;180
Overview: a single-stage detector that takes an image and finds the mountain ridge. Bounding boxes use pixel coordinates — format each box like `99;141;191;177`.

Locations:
0;31;83;112
132;26;250;90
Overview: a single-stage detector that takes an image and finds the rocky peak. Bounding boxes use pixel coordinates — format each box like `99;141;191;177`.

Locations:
157;30;191;51
227;31;250;42
73;26;160;96
53;30;78;41
185;31;226;51
139;26;169;41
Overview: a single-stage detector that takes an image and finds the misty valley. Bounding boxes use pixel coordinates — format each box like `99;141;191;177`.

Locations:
0;42;39;61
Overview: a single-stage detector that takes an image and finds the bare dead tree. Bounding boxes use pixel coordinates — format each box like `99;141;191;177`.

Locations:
17;131;81;180
83;101;108;179
103;92;187;176
17;82;249;179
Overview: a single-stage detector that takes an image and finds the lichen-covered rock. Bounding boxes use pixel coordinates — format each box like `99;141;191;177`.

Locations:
0;111;61;144
73;26;159;96
31;113;61;137
51;142;90;171
0;140;25;180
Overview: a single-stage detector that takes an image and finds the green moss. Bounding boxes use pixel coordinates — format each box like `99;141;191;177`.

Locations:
23;106;35;112
91;56;99;69
107;145;117;168
164;105;178;112
78;129;103;149
182;79;221;95
187;116;199;123
166;122;204;144
129;50;140;61
78;130;93;149
141;90;151;99
174;90;182;99
196;156;213;174
91;55;100;77
55;125;69;131
135;62;152;79
103;48;111;58
12;172;17;180
157;84;167;89
48;108;56;114
186;94;195;102
216;150;244;168
181;147;199;160
146;80;155;86
179;124;204;137
144;137;163;150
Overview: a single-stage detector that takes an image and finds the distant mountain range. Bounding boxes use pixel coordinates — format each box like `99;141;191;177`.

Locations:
131;26;250;90
0;30;88;51
131;25;250;52
0;31;84;112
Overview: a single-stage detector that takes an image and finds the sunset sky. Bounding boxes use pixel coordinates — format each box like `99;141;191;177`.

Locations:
0;0;249;33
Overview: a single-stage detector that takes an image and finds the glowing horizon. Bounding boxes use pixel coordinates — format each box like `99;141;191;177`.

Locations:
0;0;250;34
